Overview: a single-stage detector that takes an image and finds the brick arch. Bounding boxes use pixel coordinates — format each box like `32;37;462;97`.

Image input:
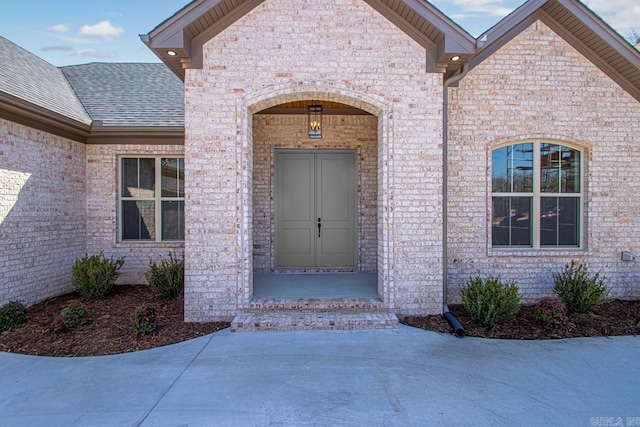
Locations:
243;82;387;116
491;136;590;152
235;83;395;308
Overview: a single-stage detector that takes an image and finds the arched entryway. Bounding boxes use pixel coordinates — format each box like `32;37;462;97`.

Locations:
236;83;395;309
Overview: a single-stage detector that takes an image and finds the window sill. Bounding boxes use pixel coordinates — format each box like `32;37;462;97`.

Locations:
116;241;185;249
488;248;587;257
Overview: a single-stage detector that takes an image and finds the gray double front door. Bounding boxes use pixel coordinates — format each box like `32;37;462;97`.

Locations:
275;150;356;268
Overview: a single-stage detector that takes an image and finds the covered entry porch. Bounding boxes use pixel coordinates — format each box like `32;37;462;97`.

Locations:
232;89;400;331
250;96;383;301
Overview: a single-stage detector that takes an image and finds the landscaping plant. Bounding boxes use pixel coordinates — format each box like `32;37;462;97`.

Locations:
145;253;184;299
53;305;89;332
0;301;27;332
132;304;157;335
534;296;569;329
553;261;608;313
72;252;124;299
461;276;521;327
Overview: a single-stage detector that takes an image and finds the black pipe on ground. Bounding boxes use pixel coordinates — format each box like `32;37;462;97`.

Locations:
443;309;465;337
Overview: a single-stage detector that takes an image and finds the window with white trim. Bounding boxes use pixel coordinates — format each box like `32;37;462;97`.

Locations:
491;142;582;248
120;157;184;242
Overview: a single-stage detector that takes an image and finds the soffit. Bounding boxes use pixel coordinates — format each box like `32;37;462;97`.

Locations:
141;0;476;79
541;0;640;94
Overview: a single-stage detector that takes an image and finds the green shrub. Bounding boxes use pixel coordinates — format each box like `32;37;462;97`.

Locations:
0;301;27;332
461;276;521;327
145;253;184;299
132;305;156;335
72;252;124;299
534;296;569;329
553;261;608;313
53;306;89;332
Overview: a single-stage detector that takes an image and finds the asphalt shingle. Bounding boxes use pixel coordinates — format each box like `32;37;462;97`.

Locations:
0;36;90;124
61;63;184;127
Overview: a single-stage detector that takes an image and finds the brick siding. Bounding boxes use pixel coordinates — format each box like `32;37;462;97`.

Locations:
448;21;640;302
0;119;86;306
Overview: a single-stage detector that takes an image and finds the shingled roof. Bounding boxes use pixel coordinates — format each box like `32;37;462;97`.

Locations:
0;36;90;124
61;63;184;127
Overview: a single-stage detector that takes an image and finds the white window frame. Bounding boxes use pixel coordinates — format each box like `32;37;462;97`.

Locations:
118;156;185;242
491;141;584;250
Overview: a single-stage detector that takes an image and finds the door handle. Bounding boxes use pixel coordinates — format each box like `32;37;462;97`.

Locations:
318;218;321;237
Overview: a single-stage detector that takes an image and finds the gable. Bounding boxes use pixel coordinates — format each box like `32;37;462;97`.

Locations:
197;0;431;81
470;0;640;102
465;20;640;108
141;0;475;79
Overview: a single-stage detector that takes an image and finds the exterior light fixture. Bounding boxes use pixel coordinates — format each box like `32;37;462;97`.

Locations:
451;55;461;61
167;50;177;56
308;105;322;139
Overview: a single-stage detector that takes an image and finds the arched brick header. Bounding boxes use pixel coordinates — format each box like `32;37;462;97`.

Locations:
244;83;385;116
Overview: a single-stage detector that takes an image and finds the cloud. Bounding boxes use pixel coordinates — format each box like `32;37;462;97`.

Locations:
41;45;74;52
450;13;475;20
583;0;640;36
69;49;118;59
443;0;514;17
46;24;72;33
79;20;124;41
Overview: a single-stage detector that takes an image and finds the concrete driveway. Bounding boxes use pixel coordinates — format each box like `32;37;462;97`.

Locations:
0;326;638;426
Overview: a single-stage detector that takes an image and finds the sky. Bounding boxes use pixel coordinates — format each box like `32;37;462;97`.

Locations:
0;0;638;67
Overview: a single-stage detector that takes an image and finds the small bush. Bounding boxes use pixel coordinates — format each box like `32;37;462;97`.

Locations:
534;296;569;329
461;276;521;327
53;306;89;332
0;301;27;332
72;252;124;299
553;261;608;313
145;253;184;299
132;305;156;335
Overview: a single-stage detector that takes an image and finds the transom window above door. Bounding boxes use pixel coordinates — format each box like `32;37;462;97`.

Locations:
491;142;583;249
119;157;184;242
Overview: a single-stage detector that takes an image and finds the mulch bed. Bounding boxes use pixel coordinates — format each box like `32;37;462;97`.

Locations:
2;288;638;357
0;285;229;357
403;300;640;339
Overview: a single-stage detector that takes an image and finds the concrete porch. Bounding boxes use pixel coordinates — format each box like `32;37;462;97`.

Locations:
231;273;398;332
253;273;378;298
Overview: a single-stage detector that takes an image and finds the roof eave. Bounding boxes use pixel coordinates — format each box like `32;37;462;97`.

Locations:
87;126;185;145
141;0;267;81
1;92;186;145
0;92;91;143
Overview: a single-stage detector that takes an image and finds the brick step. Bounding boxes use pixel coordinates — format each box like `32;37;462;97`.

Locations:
230;311;399;332
248;297;385;312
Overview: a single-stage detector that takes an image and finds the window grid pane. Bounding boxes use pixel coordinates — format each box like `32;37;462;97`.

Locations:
492;196;532;247
161;158;184;198
162;201;185;241
492;143;533;193
560;146;580;193
122;200;155;240
540;197;579;247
